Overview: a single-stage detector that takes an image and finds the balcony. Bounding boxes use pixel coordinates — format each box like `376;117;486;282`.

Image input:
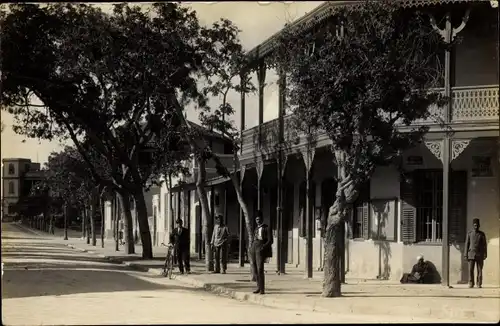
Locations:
240;85;499;158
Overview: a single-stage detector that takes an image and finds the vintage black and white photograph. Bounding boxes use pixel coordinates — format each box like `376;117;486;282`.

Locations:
1;1;499;324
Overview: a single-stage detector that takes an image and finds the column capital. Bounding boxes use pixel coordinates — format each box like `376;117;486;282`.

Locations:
256;160;264;181
451;139;471;162
300;147;316;173
424;140;442;162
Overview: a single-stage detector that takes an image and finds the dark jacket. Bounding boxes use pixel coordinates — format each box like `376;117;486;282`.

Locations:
465;230;487;260
254;223;273;258
170;227;190;251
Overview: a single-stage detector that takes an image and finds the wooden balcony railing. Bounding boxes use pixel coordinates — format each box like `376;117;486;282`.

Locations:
240;85;499;158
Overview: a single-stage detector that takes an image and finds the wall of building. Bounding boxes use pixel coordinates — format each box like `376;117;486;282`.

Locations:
265;139;499;285
454;7;499;87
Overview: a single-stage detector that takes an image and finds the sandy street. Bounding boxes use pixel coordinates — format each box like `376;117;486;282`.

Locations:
2;223;462;325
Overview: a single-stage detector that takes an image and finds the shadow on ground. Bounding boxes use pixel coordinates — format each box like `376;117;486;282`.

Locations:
2;240;204;300
1;266;202;299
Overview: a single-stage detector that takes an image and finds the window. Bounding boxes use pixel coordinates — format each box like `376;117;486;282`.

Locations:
415;170;443;242
8;204;15;214
402;169;467;244
8;164;15;175
351;182;371;239
8;182;15;194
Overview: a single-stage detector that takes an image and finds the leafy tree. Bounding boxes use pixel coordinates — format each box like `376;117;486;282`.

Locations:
190;59;258;271
1;3;205;258
273;1;447;297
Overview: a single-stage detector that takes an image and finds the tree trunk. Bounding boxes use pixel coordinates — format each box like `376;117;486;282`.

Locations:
168;173;175;233
100;196;105;248
63;204;68;240
213;152;254;260
169;97;214;270
133;189;153;259
85;206;91;244
323;151;360;297
81;208;86;239
90;194;97;246
322;196;345;297
114;195;120;251
196;157;214;272
117;192;135;254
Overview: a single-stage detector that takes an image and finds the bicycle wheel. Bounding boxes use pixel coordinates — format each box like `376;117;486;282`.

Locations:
167;253;174;279
162;252;171;277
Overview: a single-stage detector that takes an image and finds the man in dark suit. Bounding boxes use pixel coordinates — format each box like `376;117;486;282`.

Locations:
169;219;191;274
465;218;487;288
250;210;273;295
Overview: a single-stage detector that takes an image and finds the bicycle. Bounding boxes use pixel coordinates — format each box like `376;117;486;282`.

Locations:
160;242;175;279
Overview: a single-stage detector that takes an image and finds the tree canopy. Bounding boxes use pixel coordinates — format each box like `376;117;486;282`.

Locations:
274;1;447;186
273;0;448;297
1;3;248;259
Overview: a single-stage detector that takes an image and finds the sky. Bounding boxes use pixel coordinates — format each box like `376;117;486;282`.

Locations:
0;1;324;166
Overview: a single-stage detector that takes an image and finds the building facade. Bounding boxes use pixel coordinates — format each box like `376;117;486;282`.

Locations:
104;0;499;286
1;158;43;221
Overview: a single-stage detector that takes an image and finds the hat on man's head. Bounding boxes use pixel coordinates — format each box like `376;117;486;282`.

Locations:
473;218;480;225
256;210;263;218
417;255;424;262
176;219;183;225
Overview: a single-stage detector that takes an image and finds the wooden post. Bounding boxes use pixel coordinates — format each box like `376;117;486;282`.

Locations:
239;74;247;267
301;146;315;279
239;166;246;267
257;61;266;147
277;68;287;275
430;9;470;287
256;161;264;211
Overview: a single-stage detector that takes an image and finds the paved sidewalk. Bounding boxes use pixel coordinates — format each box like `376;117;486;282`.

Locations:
15;224;500;322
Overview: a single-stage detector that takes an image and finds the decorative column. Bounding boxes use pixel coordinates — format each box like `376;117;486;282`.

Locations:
256;160;264;211
239;165;247;267
256;61;266;147
430;9;470;287
301;146;316;279
239;72;247;267
276;68;287;275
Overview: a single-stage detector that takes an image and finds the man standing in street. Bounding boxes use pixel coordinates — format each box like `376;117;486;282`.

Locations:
211;214;230;274
170;219;191;274
465;218;487;288
251;210;273;295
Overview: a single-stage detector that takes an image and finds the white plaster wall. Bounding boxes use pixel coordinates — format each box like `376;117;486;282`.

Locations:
105;201;112;239
454;139;499;286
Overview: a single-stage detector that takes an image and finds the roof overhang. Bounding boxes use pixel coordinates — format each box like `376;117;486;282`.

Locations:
246;0;489;62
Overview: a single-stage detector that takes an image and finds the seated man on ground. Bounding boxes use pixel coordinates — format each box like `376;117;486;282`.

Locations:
400;255;433;284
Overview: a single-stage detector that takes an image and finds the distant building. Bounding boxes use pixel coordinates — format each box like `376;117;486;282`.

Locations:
2;158;44;221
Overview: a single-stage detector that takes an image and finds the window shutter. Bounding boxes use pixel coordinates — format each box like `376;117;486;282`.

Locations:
362;201;370;240
400;172;417;244
449;171;467;245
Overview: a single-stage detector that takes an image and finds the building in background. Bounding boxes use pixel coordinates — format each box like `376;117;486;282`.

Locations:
2;158;44;221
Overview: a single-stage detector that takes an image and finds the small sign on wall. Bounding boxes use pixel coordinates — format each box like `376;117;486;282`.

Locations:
406;155;423;166
472;156;493;177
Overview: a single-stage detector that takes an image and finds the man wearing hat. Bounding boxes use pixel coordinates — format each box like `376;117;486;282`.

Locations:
169;219;191;274
465;218;487;288
250;210;273;294
211;214;230;274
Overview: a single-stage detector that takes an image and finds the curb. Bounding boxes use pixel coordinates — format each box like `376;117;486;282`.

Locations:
63;243;498;322
13;224;46;237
